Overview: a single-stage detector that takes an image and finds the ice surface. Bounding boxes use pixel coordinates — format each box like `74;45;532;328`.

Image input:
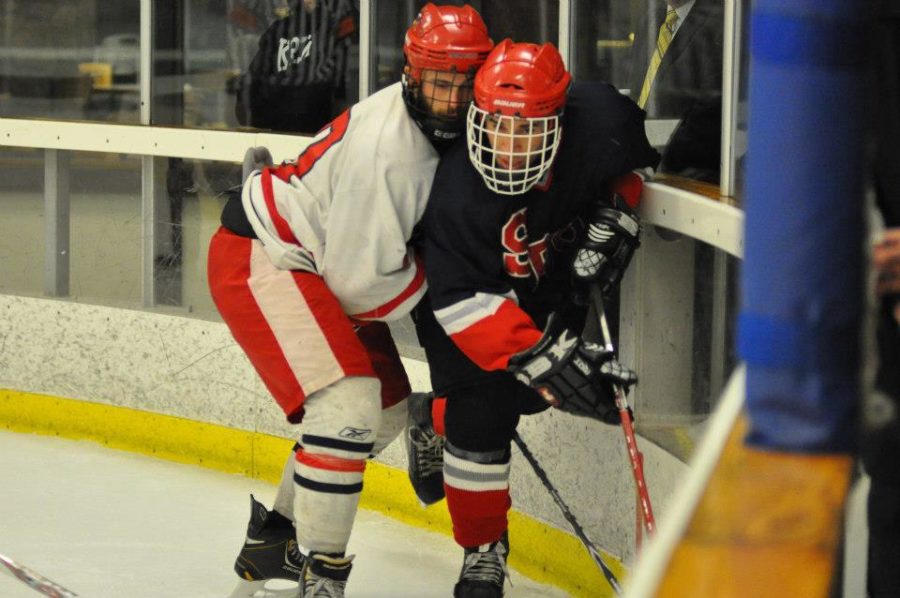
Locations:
0;430;568;597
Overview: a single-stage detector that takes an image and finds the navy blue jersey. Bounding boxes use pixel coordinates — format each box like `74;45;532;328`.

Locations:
416;82;659;393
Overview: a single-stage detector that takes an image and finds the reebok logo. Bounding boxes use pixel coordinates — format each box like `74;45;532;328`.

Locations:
339;427;372;441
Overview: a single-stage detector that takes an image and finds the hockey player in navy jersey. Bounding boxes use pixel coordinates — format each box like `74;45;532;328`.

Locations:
207;5;492;597
409;40;660;597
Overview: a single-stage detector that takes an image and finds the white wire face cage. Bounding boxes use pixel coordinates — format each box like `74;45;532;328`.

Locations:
466;103;563;195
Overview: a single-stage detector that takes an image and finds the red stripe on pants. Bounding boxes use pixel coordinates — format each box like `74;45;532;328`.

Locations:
207;227;379;420
444;485;511;548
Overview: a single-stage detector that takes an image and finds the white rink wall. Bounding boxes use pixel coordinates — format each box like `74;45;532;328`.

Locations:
0;292;683;562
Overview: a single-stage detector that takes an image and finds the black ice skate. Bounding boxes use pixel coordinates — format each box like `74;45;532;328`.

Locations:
228;494;305;598
453;533;510;598
406;391;446;505
301;552;354;598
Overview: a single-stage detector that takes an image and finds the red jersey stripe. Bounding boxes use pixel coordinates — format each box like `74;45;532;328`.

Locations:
446;300;542;371
271;109;352;183
260;168;300;245
351;254;426;320
261;110;353;245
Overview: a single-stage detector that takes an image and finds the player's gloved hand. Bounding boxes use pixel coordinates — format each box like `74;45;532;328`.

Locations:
572;195;641;297
242;146;274;183
507;314;637;424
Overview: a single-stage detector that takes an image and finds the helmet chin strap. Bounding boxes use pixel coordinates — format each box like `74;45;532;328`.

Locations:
415;118;463;151
402;77;466;145
406;109;461;144
421;121;462;140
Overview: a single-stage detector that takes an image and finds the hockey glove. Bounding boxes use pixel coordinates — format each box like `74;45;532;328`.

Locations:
508;314;637;424
572;198;641;297
242;146;274;183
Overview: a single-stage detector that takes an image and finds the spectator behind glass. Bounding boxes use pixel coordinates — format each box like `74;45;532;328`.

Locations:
629;0;724;183
233;0;357;134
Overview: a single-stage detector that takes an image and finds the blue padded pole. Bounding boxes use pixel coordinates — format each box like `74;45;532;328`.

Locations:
739;0;870;452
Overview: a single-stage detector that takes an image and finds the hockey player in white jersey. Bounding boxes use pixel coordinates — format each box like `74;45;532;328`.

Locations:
207;4;493;597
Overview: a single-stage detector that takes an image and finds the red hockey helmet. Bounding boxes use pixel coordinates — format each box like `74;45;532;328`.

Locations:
467;40;572;195
473;40;571;118
404;3;493;75
402;4;493;142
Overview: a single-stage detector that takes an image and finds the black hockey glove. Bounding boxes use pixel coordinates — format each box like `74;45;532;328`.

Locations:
508;314;637;424
572;198;641;297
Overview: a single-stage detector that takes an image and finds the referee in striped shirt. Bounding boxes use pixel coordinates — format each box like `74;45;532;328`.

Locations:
235;0;356;133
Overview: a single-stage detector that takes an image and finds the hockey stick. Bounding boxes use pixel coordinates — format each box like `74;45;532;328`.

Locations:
512;431;623;596
0;553;78;597
590;286;657;536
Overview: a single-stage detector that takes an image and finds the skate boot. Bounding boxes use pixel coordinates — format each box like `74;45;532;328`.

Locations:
301;552;354;597
228;494;305;597
453;533;510;598
405;392;446;505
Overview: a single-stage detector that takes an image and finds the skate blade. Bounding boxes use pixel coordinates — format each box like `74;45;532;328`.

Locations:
228;578;300;598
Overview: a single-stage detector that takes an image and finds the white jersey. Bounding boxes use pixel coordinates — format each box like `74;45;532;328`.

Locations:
242;83;438;322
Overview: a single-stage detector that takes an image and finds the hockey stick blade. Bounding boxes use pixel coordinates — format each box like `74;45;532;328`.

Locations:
0;553;78;597
590;285;657;536
512;432;623;595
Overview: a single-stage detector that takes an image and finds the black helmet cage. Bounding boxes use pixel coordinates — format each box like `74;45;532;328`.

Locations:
402;63;479;142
